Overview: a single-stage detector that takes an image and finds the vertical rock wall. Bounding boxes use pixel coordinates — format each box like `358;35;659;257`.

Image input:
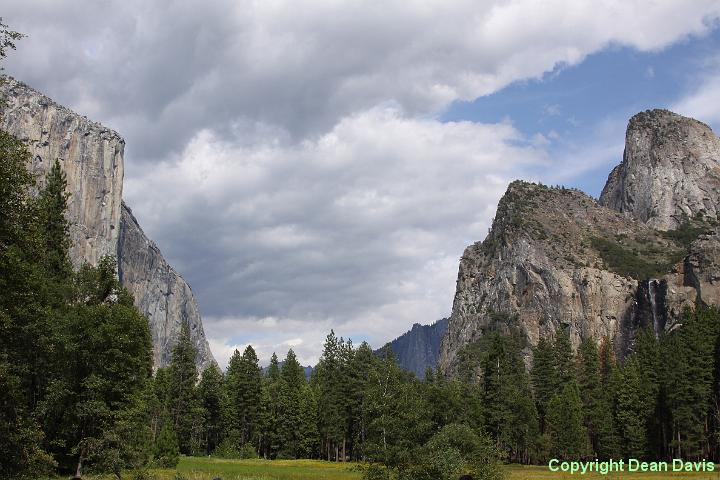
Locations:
0;76;124;267
1;77;216;370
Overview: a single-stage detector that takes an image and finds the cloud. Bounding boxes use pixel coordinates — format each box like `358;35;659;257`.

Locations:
672;59;720;127
4;1;720;365
125;108;547;365
4;1;720;163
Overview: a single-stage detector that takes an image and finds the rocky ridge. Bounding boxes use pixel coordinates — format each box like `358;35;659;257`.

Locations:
119;203;215;370
376;318;448;378
439;109;720;375
0;76;215;370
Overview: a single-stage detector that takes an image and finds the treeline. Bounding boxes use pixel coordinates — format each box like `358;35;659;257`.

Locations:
158;306;720;471
156;328;504;480
0;134;155;479
460;308;720;464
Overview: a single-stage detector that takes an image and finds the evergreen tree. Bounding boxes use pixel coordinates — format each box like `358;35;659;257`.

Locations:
199;364;225;454
553;328;575;387
479;332;538;463
153;423;180;468
277;349;305;458
662;307;720;458
346;341;380;460
614;358;647;458
268;352;280;381
38;159;71;278
531;336;556;432
167;322;200;455
40;257;154;476
546;382;588;458
297;383;320;458
314;330;345;460
577;338;603;456
258;376;280;458
225;346;262;448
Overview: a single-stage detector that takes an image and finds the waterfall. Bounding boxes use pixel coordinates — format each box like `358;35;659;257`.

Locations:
645;279;667;338
648;279;659;338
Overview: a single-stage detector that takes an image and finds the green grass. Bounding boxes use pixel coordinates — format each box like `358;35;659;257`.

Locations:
76;459;720;480
150;457;361;480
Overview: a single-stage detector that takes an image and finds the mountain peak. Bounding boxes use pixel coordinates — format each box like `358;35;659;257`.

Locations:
600;109;720;230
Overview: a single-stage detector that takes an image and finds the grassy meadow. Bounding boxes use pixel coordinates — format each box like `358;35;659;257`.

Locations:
75;459;720;480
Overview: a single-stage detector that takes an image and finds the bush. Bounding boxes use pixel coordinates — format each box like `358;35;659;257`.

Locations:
361;463;390;480
213;431;256;459
407;424;505;480
238;442;257;459
130;468;156;480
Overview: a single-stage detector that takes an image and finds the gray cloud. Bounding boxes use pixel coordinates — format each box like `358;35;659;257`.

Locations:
3;1;720;366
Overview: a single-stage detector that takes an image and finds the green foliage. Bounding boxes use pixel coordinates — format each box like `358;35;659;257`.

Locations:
590;237;683;281
239;442;258;459
661;219;713;250
153;424;180;468
545;382;588;459
531;337;556;432
225;345;262;449
38;159;71;277
198;363;225;454
168;322;201;455
478;332;538;463
408;424;505;480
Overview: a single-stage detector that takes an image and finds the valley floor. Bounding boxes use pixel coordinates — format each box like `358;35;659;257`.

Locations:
73;458;720;480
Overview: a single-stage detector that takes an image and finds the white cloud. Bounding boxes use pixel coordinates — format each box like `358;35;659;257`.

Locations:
673;60;720;126
4;0;720;364
4;0;720;159
126;108;547;364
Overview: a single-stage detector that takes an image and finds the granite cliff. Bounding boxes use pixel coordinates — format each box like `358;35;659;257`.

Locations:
0;76;215;370
439;109;720;375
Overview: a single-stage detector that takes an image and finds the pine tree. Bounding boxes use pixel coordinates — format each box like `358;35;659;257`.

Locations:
479;332;539;463
41;257;154;476
199;364;225;454
662;307;720;458
615;358;647;458
546;382;588;458
225;346;262;449
37;159;71;278
167;322;200;455
577;338;603;456
277;349;305;458
314;330;345;460
297;383;320;458
531;336;556;432
268;352;280;381
153;423;180;468
553;328;575;387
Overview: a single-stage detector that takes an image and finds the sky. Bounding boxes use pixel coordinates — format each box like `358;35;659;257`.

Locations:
4;1;720;368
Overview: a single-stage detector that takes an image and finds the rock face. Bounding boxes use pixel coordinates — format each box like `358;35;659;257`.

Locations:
600;109;720;230
0;76;124;267
119;203;215;370
376;318;448;378
0;77;215;370
440;109;720;376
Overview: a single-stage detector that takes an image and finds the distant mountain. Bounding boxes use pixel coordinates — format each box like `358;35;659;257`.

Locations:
262;361;313;380
376;318;448;378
